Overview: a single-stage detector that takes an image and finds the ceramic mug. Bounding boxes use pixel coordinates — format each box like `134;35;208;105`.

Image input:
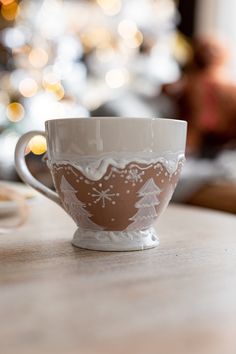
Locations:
15;117;187;251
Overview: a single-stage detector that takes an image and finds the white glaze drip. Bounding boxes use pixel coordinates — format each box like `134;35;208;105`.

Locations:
48;151;185;181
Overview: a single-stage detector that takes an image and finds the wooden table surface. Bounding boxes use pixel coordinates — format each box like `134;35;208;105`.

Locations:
1;198;236;354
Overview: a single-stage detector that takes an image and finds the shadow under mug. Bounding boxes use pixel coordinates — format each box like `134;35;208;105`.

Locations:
15;117;187;251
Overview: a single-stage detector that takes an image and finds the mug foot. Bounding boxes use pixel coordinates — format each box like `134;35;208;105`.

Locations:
72;227;159;251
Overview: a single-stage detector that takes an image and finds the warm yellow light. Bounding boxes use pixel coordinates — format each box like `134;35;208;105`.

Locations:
42;72;60;90
29;48;48;68
105;68;129;88
28;135;47;155
126;30;143;48
6;102;24;122
43;79;65;101
118;19;137;39
48;83;65;100
19;78;38;97
81;28;111;51
96;0;121;16
118;20;143;48
1;1;19;21
0;0;15;5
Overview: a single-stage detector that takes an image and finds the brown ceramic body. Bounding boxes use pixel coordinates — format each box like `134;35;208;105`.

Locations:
51;161;184;232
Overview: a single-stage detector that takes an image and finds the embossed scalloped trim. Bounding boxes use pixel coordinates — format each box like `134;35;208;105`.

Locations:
48;151;185;181
72;227;159;251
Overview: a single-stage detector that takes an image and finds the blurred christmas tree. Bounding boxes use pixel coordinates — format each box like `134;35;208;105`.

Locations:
0;0;181;179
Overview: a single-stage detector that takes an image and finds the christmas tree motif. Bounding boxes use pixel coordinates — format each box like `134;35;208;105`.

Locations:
126;178;161;231
60;176;103;231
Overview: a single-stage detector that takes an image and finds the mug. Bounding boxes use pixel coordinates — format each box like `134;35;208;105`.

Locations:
15;117;187;251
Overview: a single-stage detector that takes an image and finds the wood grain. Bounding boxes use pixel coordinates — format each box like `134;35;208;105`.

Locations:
1;198;236;354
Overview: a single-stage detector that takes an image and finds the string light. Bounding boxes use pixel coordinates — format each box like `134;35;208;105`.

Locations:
29;48;48;68
28;135;47;155
19;78;38;97
105;68;129;88
6;102;24;122
1;1;19;21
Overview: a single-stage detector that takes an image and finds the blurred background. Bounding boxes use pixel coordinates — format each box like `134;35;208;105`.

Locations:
0;0;236;213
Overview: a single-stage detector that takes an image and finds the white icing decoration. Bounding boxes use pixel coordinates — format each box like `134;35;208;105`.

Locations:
126;178;161;231
60;176;103;231
126;168;143;183
72;227;159;251
48;151;185;181
91;187;116;208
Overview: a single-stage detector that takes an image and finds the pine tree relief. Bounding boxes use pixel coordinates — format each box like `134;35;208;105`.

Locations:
60;176;103;231
126;178;161;231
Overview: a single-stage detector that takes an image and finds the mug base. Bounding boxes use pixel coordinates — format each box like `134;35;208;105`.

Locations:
72;227;159;251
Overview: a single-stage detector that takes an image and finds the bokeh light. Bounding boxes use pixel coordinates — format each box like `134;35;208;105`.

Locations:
126;30;143;48
81;27;112;51
42;69;60;90
53;84;65;101
1;1;19;21
44;82;65;101
28;48;48;68
118;19;137;39
2;27;25;48
6;102;24;122
57;35;83;61
28;135;47;155
105;68;129;88
118;19;143;48
96;0;121;16
19;78;38;97
0;0;15;5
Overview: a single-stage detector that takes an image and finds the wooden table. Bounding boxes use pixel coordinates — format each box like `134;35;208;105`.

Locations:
1;198;236;354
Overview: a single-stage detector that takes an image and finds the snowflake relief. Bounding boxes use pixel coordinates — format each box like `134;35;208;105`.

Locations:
126;168;144;185
90;187;119;208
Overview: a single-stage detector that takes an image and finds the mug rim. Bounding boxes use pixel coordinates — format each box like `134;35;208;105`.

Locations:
45;117;187;125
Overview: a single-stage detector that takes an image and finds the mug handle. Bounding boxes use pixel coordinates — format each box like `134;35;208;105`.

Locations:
15;130;62;207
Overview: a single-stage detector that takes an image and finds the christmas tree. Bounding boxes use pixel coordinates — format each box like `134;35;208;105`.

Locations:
0;0;180;179
60;176;103;230
126;178;161;231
